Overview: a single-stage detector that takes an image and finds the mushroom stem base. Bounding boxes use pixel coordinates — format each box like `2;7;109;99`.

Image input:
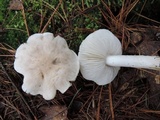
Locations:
106;55;160;70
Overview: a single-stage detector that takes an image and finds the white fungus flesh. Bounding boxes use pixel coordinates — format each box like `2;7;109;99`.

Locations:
78;29;160;85
106;55;160;70
14;32;79;100
78;29;122;85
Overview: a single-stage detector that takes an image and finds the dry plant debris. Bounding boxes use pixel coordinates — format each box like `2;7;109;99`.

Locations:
39;105;68;120
0;0;160;120
0;43;160;119
8;0;23;10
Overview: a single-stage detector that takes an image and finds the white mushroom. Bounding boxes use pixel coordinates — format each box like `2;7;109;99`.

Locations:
78;29;160;85
14;32;79;100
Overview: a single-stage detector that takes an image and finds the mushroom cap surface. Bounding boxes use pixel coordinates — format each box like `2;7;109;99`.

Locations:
14;32;79;100
78;29;122;85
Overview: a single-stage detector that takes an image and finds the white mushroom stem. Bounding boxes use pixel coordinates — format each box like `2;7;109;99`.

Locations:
106;55;160;70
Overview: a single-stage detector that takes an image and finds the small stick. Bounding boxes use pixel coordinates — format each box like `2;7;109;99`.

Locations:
0;62;37;119
41;0;62;33
79;86;99;112
96;86;103;120
21;0;30;36
0;94;28;119
109;83;114;120
139;109;160;114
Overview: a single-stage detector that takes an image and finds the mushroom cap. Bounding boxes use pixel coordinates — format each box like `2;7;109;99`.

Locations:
14;32;79;100
78;29;122;85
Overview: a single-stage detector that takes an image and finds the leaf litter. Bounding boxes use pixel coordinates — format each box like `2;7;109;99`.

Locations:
1;0;160;119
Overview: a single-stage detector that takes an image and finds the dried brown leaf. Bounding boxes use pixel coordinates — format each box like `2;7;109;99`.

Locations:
40;105;68;120
8;0;23;10
155;75;160;84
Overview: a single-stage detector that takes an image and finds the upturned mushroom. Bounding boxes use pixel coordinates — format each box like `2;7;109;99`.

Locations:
78;29;160;85
14;32;79;100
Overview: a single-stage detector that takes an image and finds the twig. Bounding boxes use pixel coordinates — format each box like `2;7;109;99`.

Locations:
135;0;147;23
5;27;27;33
109;83;114;120
41;0;62;33
113;88;137;109
96;86;103;120
0;62;37;120
21;0;30;36
39;0;44;33
80;86;99;112
126;89;149;110
0;55;15;57
60;1;68;23
68;88;81;108
134;11;160;24
0;94;28;119
139;109;160;114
